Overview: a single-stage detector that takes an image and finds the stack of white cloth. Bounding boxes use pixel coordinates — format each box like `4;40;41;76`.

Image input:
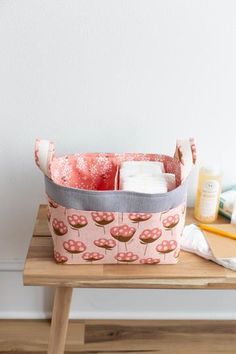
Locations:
119;161;176;193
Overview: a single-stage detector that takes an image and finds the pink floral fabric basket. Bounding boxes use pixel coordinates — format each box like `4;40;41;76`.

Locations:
35;138;196;265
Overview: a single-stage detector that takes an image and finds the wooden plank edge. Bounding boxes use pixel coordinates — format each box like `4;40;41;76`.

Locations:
22;276;236;289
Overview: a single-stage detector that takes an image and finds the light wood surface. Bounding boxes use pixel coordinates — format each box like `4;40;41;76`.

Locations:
23;205;236;289
0;320;84;352
1;319;236;353
47;287;74;354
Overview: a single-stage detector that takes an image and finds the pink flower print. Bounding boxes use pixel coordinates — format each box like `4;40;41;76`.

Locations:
91;212;115;234
175;143;184;165
35;145;40;167
156;240;177;260
128;213;152;227
190;137;197;164
54;251;68;264
139;258;160;265
67;214;88;237
159;209;168;221
52;218;68;236
162;214;180;236
110;224;136;251
94;238;116;254
48;197;58;208
115;252;139;263
139;228;162;255
63;240;86;254
82;252;104;263
139;228;162;243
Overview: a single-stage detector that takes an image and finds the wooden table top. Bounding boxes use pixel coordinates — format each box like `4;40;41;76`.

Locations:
23;205;236;289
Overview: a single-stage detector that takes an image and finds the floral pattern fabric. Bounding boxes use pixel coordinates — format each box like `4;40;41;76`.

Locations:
48;198;186;265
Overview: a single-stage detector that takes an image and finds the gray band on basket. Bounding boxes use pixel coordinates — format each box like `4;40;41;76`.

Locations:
45;176;188;213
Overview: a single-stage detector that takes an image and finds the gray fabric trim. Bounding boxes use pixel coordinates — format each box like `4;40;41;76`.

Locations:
45;176;188;213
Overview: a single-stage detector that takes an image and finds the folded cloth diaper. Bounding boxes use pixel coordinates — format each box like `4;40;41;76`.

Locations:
120;161;176;194
181;224;236;271
121;175;168;193
120;161;165;178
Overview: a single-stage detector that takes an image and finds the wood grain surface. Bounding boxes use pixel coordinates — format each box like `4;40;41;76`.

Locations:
47;287;74;354
0;319;236;353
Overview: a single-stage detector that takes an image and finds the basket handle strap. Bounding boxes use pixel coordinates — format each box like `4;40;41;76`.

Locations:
35;139;55;178
174;138;197;182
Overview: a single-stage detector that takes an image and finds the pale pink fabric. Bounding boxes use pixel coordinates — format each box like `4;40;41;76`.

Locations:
48;198;186;265
174;138;197;183
35;139;55;178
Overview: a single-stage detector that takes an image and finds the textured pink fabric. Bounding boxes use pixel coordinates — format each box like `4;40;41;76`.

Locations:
174;138;197;183
50;153;182;190
48;197;186;265
35;139;55;178
35;138;197;190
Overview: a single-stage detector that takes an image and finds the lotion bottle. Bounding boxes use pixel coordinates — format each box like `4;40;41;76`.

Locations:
194;166;222;223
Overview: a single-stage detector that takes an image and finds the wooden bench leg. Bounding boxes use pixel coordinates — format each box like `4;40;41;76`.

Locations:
47;287;73;354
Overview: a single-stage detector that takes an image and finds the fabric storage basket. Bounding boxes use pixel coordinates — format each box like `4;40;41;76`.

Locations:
35;138;196;265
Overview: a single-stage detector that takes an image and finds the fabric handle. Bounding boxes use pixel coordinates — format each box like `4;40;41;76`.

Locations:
174;138;197;182
35;139;55;178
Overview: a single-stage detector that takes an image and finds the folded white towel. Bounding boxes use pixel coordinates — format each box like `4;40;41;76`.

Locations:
120;161;164;178
119;161;176;194
121;175;168;193
181;224;236;271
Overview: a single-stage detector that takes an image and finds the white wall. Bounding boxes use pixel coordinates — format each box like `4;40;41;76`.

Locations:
1;0;236;319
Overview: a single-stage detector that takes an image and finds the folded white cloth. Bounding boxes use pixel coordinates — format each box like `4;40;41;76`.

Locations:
120;161;176;194
120;161;164;178
121;175;168;193
181;224;236;271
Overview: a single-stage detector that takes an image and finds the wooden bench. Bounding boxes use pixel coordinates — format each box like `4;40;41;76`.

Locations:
23;205;236;354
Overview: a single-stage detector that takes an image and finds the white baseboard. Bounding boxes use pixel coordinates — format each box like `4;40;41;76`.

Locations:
1;310;236;320
0;258;24;271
